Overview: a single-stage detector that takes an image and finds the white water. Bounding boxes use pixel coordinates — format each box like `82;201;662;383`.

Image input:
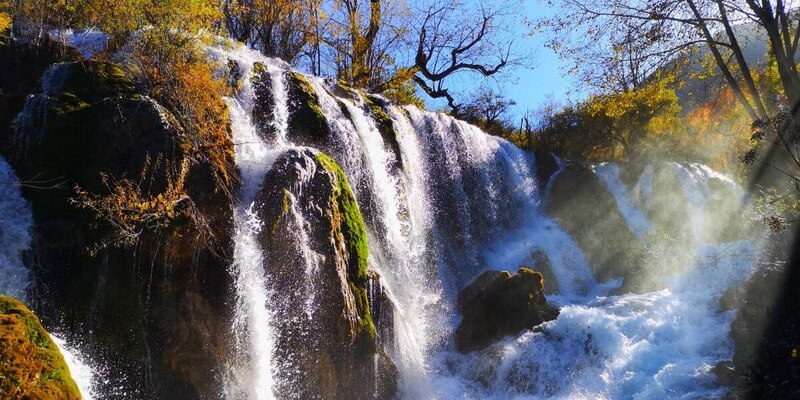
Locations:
2;39;765;398
305;82;443;393
0;155;98;398
0;156;34;300
208;42;291;399
52;335;98;399
307;88;756;398
274;75;756;398
594;163;652;238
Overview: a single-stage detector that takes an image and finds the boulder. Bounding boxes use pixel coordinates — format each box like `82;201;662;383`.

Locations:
455;268;559;353
0;295;81;399
255;148;396;399
11;59;236;398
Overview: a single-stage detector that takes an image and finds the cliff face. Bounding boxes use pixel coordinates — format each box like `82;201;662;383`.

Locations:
2;40;237;397
0;36;400;398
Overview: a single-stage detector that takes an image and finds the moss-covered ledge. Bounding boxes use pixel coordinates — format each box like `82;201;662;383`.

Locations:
315;151;376;348
287;71;331;145
0;295;81;399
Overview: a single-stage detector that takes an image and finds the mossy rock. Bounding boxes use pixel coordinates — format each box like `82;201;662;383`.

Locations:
47;60;136;104
0;295;81;399
286;72;331;146
546;164;644;287
315;152;370;285
12;57;235;398
363;94;402;169
455;268;559;353
255;149;393;398
0;36;79;151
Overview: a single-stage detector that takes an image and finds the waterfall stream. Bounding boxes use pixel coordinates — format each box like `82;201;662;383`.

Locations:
0;34;766;400
208;54;759;398
209;44;288;399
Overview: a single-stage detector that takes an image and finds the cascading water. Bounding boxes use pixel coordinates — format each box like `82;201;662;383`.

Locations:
208;43;289;399
184;44;760;398
0;156;34;300
307;88;445;394
3;30;769;399
594;163;652;239
0;155;98;398
297;73;759;397
400;107;596;298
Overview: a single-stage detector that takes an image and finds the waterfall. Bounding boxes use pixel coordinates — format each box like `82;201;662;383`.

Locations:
0;156;34;300
594;162;652;238
399;107;596;298
208;43;290;399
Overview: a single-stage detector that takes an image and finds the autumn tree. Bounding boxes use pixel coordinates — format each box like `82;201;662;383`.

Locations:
533;72;681;161
223;0;312;62
544;0;800;122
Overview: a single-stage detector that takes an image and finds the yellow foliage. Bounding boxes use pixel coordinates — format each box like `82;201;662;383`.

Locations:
72;156;205;251
0;13;9;34
126;29;235;192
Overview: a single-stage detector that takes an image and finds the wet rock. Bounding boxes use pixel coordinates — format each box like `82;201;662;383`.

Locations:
533;149;559;191
546;164;643;287
255;148;396;399
455;268;559;353
0;35;79;150
11;59;236;398
0;295;81;399
251;65;331;147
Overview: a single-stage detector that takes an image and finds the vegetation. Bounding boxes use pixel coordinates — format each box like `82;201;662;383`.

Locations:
533;0;800;230
4;0;522;108
316;151;376;349
0;295;81;400
71;156;206;252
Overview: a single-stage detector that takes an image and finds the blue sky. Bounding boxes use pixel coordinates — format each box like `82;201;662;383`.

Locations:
425;0;586;121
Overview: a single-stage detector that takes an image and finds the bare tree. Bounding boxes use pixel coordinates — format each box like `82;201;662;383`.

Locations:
411;0;518;110
545;0;800;121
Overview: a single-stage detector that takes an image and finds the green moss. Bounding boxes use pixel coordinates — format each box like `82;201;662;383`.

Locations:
0;296;81;399
349;282;377;351
363;95;402;168
314;152;377;351
57;61;136;103
287;71;330;143
333;80;357;100
251;61;267;85
315;152;369;284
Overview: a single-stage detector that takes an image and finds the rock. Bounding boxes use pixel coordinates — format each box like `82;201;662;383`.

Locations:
455;268;559;353
0;35;79;150
713;360;737;387
255;148;396;399
546;164;643;288
533;149;559;191
363;94;402;170
0;295;81;399
251;66;331;147
11;59;236;398
530;250;559;295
